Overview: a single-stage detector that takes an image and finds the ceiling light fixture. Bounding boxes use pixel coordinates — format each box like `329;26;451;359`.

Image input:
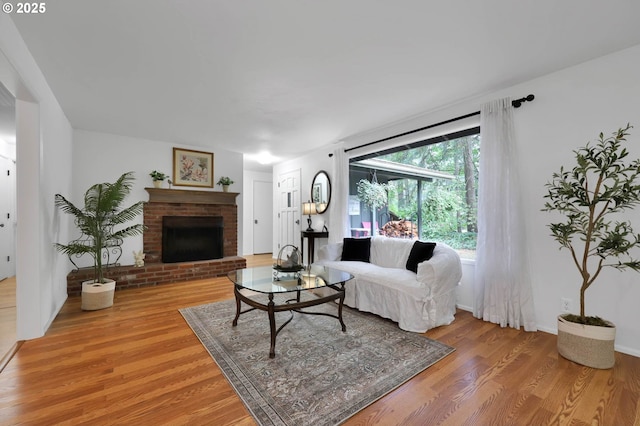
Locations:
256;151;278;165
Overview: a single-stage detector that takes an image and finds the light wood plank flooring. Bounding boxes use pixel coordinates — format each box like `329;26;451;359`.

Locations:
0;255;638;425
0;277;17;371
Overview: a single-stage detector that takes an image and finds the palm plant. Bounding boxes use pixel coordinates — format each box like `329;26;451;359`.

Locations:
543;124;640;325
55;171;145;284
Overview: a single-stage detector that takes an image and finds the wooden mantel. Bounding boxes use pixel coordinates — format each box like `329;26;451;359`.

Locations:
144;188;239;205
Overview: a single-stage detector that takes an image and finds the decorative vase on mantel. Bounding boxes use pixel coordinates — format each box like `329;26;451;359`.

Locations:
222;184;229;192
153;180;163;189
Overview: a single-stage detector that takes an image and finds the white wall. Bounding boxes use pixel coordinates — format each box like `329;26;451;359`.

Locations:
1;15;73;339
73;130;245;265
455;261;475;312
511;45;640;357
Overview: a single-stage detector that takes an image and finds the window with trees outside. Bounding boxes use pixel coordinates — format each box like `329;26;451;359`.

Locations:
348;127;480;260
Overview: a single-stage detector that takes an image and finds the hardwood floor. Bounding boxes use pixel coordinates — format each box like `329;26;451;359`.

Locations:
0;254;638;425
0;277;16;372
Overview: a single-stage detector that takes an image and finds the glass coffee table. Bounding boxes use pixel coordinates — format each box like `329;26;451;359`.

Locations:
227;264;354;358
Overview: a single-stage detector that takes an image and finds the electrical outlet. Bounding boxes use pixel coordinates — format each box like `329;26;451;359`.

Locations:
561;298;572;313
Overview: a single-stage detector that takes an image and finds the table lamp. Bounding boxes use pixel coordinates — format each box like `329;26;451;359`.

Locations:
302;201;316;231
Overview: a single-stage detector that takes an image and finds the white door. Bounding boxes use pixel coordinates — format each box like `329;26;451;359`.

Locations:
0;157;13;280
253;180;273;254
278;169;301;252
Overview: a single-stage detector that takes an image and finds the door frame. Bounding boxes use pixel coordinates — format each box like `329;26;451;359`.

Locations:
276;169;301;254
0;154;16;280
252;179;273;254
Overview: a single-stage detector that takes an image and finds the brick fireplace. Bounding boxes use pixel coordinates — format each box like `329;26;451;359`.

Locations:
66;188;246;296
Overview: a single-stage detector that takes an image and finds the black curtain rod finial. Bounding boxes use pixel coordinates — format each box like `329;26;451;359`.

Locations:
512;94;535;108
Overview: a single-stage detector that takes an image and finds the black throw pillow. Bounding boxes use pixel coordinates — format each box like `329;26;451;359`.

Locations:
341;237;371;262
406;241;437;272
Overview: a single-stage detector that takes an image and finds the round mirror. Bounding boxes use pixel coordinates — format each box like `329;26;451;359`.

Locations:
311;170;331;214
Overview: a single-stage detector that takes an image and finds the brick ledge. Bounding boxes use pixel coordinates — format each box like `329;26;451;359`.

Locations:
66;256;247;296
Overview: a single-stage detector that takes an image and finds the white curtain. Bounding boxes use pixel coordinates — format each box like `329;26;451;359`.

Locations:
474;98;537;331
328;142;350;244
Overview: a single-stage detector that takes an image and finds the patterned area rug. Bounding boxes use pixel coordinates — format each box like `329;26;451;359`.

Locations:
180;294;454;426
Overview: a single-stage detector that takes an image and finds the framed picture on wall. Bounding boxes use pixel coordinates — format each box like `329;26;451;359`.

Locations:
173;148;214;187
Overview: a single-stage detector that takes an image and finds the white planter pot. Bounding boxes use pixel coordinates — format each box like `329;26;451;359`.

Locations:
557;315;616;369
81;279;116;311
153;180;162;188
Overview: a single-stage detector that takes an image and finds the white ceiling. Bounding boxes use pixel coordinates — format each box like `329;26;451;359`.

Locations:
9;0;640;166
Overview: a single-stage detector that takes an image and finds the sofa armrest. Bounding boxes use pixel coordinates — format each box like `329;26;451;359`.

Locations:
317;242;343;262
416;243;462;294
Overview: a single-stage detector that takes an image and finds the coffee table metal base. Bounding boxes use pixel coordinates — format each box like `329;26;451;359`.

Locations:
232;284;346;358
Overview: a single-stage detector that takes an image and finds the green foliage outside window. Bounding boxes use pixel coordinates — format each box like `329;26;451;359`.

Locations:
379;134;480;255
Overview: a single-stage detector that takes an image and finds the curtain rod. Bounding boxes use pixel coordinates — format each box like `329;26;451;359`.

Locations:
333;94;534;156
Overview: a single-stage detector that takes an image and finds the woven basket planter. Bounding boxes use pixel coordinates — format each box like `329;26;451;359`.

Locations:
81;279;116;311
557;315;616;369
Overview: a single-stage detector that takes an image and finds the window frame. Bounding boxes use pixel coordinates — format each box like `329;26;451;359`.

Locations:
348;126;480;259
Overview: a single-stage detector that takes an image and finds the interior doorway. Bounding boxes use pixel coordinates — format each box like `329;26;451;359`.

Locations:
0;81;16;365
277;169;301;252
0;155;15;280
252;180;273;254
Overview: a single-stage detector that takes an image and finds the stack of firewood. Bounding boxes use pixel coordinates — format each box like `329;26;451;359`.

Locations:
380;219;418;239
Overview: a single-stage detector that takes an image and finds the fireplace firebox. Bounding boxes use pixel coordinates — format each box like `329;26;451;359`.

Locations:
162;216;223;263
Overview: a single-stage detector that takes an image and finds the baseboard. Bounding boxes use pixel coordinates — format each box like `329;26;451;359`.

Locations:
613;344;640;358
533;325;640;358
456;304;473;312
0;341;23;373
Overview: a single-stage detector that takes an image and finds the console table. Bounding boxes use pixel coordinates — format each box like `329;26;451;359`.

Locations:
301;230;328;265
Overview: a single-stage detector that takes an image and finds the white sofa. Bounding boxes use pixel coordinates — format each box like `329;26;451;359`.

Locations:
315;236;462;332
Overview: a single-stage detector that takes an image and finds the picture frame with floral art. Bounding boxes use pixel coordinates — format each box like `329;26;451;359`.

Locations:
173;148;214;187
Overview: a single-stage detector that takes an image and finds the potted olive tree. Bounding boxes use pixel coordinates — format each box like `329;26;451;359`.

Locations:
542;124;640;368
55;171;145;310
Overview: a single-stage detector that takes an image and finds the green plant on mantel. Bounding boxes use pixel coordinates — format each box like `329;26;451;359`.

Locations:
542;124;640;325
149;170;167;181
217;176;234;186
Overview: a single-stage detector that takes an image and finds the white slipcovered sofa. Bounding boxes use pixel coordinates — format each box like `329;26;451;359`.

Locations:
315;236;462;332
